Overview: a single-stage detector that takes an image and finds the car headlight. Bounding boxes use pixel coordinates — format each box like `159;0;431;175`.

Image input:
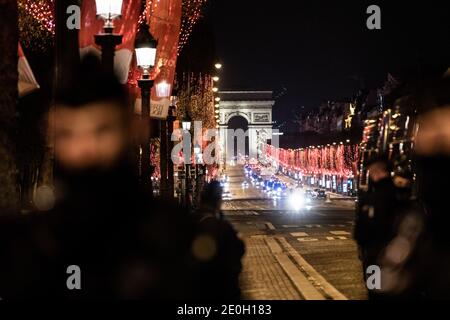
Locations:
288;191;305;212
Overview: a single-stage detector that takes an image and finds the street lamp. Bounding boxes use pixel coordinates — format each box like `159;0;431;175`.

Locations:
156;80;171;98
181;111;193;207
166;105;177;200
135;23;158;78
135;22;158;197
193;141;204;206
213;76;220;82
194;143;202;158
95;0;123;32
215;63;222;70
182;111;192;131
94;0;123;73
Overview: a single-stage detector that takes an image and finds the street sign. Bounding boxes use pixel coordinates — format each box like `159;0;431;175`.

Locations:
134;97;171;120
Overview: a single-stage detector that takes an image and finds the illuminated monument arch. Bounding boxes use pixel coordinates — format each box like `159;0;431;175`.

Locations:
218;91;274;163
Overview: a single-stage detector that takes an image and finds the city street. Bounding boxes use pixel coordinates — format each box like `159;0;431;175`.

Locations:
222;165;367;300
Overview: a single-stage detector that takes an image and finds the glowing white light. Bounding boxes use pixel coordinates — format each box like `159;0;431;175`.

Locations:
96;0;123;19
135;47;157;69
156;81;171;98
289;191;305;212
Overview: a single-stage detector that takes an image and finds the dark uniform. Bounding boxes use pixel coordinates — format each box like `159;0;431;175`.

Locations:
416;155;450;299
192;181;245;300
192;210;245;300
354;176;398;297
0;164;199;300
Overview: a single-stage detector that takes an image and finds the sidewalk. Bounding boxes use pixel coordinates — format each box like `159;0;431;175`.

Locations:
240;235;303;300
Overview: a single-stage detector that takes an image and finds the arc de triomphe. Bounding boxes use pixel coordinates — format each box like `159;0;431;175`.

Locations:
218;91;274;163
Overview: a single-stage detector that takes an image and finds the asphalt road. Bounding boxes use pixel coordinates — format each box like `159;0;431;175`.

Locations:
222;165;367;300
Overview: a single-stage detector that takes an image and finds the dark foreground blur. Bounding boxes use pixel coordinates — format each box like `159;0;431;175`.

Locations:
354;77;450;299
0;56;244;300
1;55;450;300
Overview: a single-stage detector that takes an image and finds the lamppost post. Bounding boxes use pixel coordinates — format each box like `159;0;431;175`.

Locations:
137;77;154;196
166;105;176;200
94;34;123;74
135;21;158;197
194;142;202;206
182;112;192;208
94;0;124;74
159;118;168;199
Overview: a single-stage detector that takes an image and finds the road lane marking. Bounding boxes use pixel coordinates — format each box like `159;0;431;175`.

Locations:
276;237;348;300
265;237;325;300
290;232;309;237
282;225;299;228
305;225;322;228
297;238;319;242
330;231;351;236
265;222;276;230
326;236;349;241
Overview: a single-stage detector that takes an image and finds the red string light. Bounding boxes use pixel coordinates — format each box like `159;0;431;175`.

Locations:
264;143;359;178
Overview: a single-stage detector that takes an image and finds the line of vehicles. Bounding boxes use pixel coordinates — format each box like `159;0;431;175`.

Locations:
243;165;327;201
219;174;233;200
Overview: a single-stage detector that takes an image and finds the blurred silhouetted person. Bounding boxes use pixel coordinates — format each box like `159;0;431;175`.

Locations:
354;156;397;299
0;55;198;299
192;181;245;300
375;155;427;299
413;76;450;299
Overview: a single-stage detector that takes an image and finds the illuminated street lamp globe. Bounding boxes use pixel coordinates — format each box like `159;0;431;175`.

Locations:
95;0;123;32
134;23;158;77
182;112;192;131
194;143;202;156
156;80;171;98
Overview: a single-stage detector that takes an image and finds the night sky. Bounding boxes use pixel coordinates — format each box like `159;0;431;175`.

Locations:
210;0;450;126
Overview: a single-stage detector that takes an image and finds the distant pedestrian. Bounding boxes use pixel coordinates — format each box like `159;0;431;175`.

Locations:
192;181;245;300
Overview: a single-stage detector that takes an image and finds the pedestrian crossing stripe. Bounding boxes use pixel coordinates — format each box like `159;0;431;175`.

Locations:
326;236;348;241
282;225;299;228
305;225;322;228
297;238;319;242
265;222;276;230
329;231;351;236
290;232;309;237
